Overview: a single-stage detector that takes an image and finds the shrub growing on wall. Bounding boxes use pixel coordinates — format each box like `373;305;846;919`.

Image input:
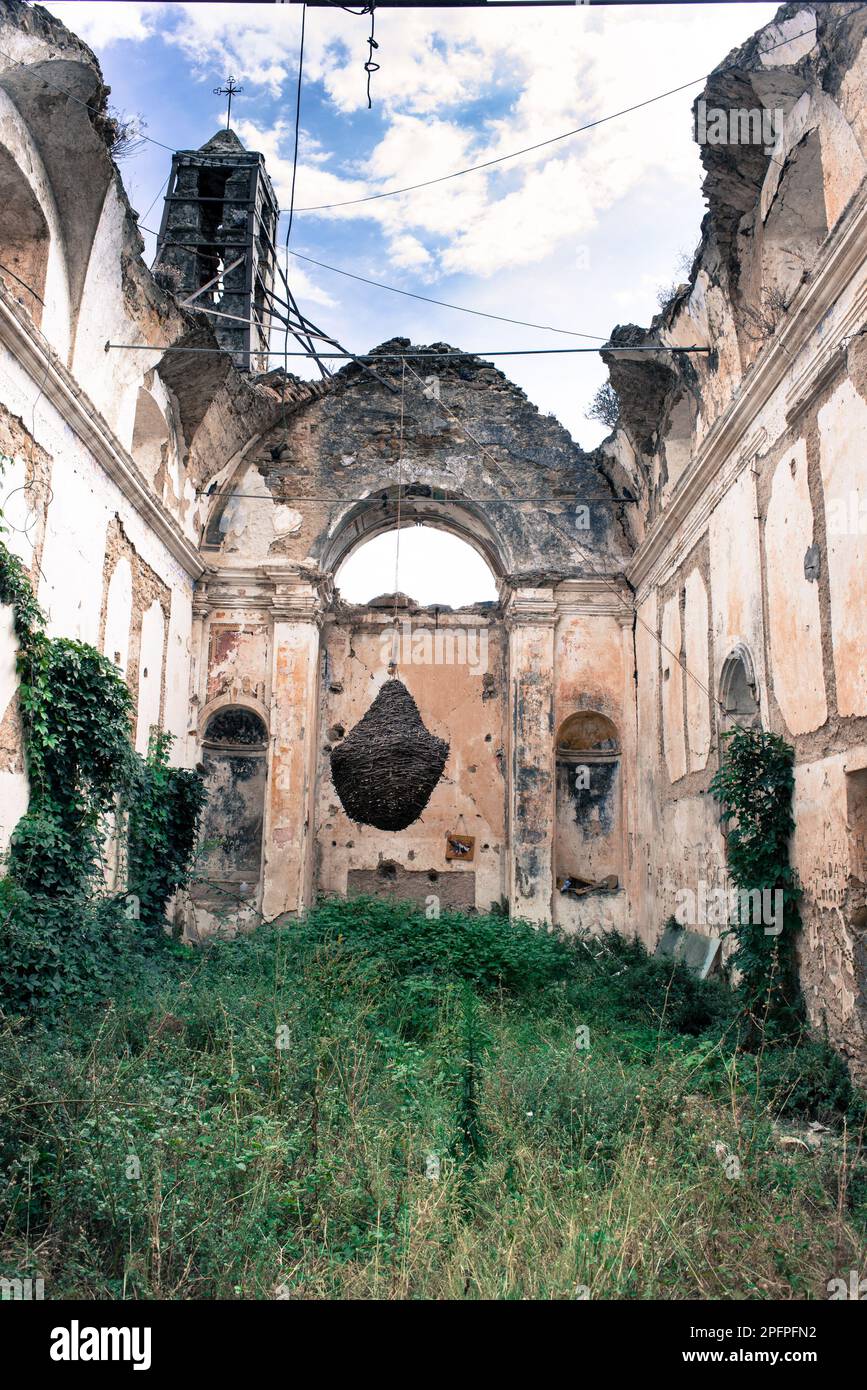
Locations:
0;540;205;1014
709;725;803;1038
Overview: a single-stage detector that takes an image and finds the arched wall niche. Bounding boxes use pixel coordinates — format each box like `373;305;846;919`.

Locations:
554;709;622;899
201;703;269;749
196;702;269;903
103;555;133;676
135;598;166;756
719;643;761;733
557;711;620;757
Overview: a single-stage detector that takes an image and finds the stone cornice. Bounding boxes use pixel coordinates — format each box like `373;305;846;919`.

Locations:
627;177;867;601
0;289;205;581
195;563;328;623
504;587;558;628
553;578;634;623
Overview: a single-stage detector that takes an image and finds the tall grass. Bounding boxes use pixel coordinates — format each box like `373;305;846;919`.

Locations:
0;898;864;1299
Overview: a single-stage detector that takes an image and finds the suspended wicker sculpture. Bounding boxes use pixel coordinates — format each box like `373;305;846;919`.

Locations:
330;679;449;831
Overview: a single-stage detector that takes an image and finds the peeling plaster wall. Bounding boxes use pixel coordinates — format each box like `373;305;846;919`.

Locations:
315;609;508;914
608;2;867;1072
2;0;866;1077
0;291;195;776
817;378;867;717
0;0;294;855
792;748;867;1070
765;439;827;733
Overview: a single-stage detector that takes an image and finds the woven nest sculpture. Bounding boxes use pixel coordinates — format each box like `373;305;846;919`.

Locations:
330;679;449;832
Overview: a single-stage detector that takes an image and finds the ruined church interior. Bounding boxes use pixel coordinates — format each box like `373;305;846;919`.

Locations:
0;0;865;1083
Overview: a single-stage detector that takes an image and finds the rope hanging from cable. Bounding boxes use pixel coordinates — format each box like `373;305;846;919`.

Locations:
364;5;379;109
389;358;406;677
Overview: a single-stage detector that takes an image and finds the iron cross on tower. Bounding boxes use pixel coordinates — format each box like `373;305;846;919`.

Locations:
213;76;243;130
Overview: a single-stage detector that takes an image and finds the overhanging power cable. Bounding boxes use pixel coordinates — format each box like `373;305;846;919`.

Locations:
287;249;608;339
105;343;711;358
289;9;853;212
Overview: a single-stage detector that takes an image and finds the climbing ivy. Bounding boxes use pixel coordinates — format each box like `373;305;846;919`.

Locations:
710;725;803;1038
0;539;205;1014
125;729;207;933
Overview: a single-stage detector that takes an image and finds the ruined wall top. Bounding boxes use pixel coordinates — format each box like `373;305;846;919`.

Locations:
204;338;632;584
595;1;867;542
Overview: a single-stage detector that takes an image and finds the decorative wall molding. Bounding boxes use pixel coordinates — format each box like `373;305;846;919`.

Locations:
195;563;329;623
554;577;633;622
504;587;558;628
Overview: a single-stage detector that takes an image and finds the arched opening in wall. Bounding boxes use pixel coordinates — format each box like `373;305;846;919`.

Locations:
195;165;232;301
197;706;268;904
719;646;761;736
335;525;498;608
0;145;49;326
0;58;116;347
554;711;622;900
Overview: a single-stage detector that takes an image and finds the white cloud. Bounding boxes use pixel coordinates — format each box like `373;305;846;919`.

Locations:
389;234;432;271
285;263;336;312
43;1;158;47
58;0;778;282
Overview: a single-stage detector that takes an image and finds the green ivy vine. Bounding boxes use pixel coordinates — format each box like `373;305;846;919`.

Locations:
0;538;205;1015
125;729;207;932
710;725;803;1039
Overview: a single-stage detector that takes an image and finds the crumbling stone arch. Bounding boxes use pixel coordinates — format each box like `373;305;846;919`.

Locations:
131;386;172;489
759;126;828;314
322;485;507;587
0;56;115;343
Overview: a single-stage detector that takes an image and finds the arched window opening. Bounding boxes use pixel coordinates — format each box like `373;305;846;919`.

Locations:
555;711;621;910
0;145;49;326
196;164;231;300
335;526;497;607
197;706;268;901
719;647;761;733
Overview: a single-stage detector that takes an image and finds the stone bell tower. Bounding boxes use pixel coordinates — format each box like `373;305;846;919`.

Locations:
155;128;279;372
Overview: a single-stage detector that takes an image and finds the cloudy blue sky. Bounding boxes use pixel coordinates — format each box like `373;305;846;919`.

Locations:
44;0;779;601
